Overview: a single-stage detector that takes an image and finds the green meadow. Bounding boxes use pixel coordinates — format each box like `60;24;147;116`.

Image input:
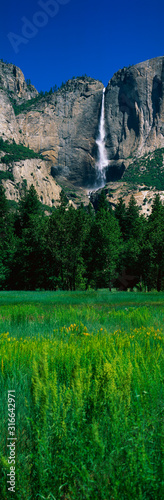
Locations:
0;290;164;500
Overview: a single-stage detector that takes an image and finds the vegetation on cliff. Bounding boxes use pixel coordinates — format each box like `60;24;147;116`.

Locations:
9;75;96;116
123;148;164;190
0;138;42;164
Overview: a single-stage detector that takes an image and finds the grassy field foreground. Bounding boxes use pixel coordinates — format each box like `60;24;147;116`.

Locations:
0;290;164;500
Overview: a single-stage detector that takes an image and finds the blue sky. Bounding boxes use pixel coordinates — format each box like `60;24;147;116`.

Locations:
0;0;164;92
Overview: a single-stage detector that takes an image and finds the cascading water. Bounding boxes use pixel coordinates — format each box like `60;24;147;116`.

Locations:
95;87;108;187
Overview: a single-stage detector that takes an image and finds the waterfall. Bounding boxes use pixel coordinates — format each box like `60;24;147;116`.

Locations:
95;87;108;187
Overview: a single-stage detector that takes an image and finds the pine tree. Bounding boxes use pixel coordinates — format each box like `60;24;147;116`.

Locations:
117;195;145;287
12;185;46;289
115;197;127;239
86;207;122;289
125;195;140;239
146;195;164;291
18;184;41;228
0;186;15;288
97;190;109;213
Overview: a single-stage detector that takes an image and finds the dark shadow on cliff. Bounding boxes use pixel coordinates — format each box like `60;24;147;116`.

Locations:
152;75;162;124
118;71;140;137
106;162;125;182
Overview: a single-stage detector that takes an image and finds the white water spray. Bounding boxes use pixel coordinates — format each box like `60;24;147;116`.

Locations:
95;87;108;186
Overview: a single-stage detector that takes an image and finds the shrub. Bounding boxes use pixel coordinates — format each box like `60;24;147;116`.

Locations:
0;138;42;164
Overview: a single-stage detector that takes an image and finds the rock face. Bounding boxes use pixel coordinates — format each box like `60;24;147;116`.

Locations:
17;78;104;186
1;57;164;208
0;61;104;186
90;181;164;217
0;60;38;143
0;60;38;101
0;89;20;143
13;55;164;187
0;158;61;207
105;56;164;180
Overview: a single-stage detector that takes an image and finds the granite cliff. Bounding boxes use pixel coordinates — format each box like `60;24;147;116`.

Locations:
0;60;38;142
105;56;164;180
1;56;164;210
17;77;104;187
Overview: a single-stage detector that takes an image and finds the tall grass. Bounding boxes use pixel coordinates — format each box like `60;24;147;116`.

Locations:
0;290;164;340
0;291;164;499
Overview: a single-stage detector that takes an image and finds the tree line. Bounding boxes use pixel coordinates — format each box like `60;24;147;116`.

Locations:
0;184;164;291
